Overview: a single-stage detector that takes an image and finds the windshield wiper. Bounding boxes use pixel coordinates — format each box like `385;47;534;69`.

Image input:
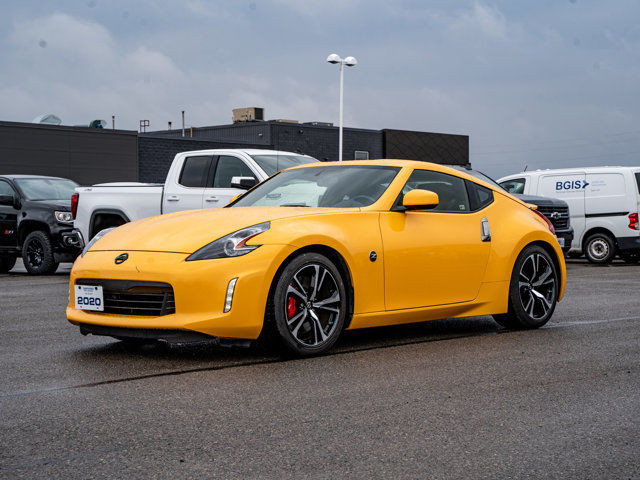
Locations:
281;203;309;207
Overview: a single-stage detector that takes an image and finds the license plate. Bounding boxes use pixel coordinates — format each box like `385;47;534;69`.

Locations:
557;237;565;248
75;285;104;311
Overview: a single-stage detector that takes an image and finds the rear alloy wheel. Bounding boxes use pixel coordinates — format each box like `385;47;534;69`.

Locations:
271;253;347;356
0;256;17;274
22;231;59;275
493;245;558;329
584;232;616;264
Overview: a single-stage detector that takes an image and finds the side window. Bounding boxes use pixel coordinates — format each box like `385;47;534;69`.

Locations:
635;172;640;194
402;170;469;212
213;156;255;188
466;181;494;211
179;156;212;188
499;178;526;194
0;180;16;197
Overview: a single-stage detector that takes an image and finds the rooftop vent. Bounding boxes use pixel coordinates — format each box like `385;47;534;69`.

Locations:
32;114;62;125
233;107;264;123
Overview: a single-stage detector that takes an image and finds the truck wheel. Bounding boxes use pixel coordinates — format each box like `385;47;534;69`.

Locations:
22;231;59;275
0;256;17;273
584;233;616;264
493;245;559;330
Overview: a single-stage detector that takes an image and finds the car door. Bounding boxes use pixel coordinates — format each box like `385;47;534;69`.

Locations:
162;155;214;214
0;180;19;248
380;169;492;310
203;155;260;207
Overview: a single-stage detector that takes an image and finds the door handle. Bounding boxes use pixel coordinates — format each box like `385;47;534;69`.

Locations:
166;195;179;202
205;196;219;203
481;217;491;242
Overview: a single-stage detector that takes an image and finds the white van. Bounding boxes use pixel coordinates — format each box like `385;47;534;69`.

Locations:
498;167;640;264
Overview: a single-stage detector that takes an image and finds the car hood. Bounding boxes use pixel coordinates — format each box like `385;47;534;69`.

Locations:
513;194;568;208
92;206;345;253
26;199;71;210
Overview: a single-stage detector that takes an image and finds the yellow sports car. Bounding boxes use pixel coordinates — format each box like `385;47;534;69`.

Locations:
67;160;566;356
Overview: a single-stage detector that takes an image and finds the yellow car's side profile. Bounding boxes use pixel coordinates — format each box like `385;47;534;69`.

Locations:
67;160;565;356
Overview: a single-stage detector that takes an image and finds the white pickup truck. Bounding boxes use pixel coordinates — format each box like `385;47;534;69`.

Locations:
71;149;318;244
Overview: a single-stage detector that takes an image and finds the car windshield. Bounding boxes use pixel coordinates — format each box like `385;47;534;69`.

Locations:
250;154;319;176
14;178;78;201
232;165;400;208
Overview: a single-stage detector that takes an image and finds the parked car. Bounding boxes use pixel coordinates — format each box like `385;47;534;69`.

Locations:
67;160;566;356
71;149;318;245
498;167;640;263
451;167;574;254
0;175;81;274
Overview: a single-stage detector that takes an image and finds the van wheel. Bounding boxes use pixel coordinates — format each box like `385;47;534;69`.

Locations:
493;245;558;330
22;231;59;275
0;256;17;273
584;233;616;264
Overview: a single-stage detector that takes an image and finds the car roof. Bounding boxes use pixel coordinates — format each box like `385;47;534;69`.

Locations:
0;174;73;180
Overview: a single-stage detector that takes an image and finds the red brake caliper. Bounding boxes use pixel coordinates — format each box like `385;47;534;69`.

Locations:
287;296;296;319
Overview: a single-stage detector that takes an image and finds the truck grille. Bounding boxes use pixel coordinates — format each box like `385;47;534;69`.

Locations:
536;205;570;230
76;279;175;317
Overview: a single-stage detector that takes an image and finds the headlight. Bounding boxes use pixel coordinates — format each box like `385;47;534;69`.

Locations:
81;227;114;257
186;222;270;261
55;211;73;224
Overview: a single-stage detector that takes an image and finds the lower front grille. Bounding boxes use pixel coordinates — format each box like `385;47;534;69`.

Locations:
76;279;175;316
537;205;570;229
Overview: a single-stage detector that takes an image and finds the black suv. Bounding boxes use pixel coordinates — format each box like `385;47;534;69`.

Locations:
452;167;574;254
0;175;82;274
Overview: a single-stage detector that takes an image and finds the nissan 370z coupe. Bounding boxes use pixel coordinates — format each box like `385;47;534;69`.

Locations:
67;160;566;356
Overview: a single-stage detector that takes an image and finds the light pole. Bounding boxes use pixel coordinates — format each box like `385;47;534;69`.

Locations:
326;53;357;161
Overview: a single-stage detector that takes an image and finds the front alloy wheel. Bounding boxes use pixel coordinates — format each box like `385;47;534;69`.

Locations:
271;253;347;356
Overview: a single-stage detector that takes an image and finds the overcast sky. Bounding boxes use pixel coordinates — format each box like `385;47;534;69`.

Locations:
1;0;640;177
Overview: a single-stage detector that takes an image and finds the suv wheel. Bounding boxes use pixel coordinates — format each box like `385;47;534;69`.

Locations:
0;255;17;273
584;232;616;264
22;231;59;275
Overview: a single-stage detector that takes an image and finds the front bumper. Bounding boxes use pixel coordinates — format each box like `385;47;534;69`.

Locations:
66;245;296;340
556;227;574;253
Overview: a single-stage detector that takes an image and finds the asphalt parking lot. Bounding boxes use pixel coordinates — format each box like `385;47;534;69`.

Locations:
1;259;639;479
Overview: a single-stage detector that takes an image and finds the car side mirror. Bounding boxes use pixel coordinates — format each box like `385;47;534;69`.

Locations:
401;189;439;211
0;194;16;207
230;176;258;190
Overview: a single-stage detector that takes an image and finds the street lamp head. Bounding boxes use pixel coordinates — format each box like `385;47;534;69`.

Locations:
344;56;358;67
326;53;342;64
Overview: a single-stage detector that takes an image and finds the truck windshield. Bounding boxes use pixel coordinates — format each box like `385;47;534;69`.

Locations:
14;178;78;201
250;154;319;176
232;165;400;208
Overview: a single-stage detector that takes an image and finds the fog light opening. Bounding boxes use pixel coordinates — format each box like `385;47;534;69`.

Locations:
224;278;238;313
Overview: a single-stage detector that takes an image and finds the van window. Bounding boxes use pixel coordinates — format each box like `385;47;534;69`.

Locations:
179;156;212;188
499;178;526;194
635;172;640;194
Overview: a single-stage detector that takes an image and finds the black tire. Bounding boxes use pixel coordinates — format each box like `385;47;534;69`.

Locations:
22;231;59;275
0;256;17;273
583;232;616;264
493;245;559;330
621;250;640;264
269;252;348;356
